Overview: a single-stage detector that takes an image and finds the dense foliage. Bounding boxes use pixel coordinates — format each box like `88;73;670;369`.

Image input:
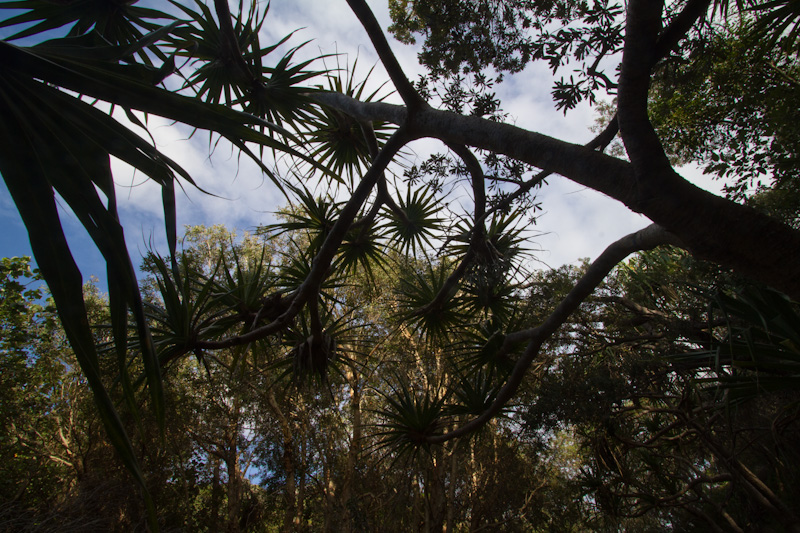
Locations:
2;0;800;531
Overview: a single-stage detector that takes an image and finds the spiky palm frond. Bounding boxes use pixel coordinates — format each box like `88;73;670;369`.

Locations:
454;318;518;376
272;241;345;302
213;244;276;317
170;0;321;129
272;304;368;382
396;260;465;343
450;210;527;271
335;223;388;281
0;0;172;63
385;185;443;256
748;0;800;50
372;380;445;458
447;369;503;417
304;57;395;186
0;3;327;528
144;254;228;366
261;182;342;254
249;44;322;128
462;274;519;321
670;286;800;401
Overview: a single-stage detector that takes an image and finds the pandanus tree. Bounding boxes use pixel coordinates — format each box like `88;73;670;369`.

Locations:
2;0;800;528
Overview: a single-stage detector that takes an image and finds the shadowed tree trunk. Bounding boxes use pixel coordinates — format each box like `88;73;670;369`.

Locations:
266;389;297;533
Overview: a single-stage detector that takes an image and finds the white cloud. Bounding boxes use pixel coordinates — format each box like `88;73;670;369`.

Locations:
534;177;649;268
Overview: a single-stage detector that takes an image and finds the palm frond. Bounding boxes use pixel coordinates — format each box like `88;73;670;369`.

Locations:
261;182;342;254
396;260;465;343
304;57;395;186
447;369;503;417
669;286;800;402
170;0;322;129
385;185;443;256
0;0;173;64
336;223;388;281
748;0;800;50
371;379;445;458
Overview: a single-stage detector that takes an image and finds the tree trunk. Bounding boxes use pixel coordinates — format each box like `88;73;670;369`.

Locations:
296;432;307;531
445;443;458;533
427;452;446;533
225;436;241;533
341;369;363;531
322;448;334;533
266;389;296;533
210;456;222;532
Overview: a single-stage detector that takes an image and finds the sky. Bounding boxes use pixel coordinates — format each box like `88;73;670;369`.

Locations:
0;0;723;290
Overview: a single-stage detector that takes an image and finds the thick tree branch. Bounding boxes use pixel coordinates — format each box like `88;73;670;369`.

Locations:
582;0;711;155
427;224;681;443
447;143;486;223
313;93;636;204
312;92;408;124
618;0;671;174
345;0;426;110
656;0;712;60
314;90;800;300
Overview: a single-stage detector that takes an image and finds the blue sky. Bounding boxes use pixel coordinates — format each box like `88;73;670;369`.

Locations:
0;0;722;293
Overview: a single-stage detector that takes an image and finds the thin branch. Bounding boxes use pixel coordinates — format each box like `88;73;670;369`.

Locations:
427;224;682;443
351;121;402;230
587;115;619;151
195;128;412;350
407;144;484;319
408;247;476;320
768;60;800;88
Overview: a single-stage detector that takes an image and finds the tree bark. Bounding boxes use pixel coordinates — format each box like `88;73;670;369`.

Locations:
312;88;800;301
341;368;363;531
266;389;297;533
225;428;241;533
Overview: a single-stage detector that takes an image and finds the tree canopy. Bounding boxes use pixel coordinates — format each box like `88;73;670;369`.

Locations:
1;0;800;530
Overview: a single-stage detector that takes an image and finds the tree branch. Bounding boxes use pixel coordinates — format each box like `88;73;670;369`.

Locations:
314;90;800;300
408;144;485;320
447;143;486;223
345;0;426;110
351;121;403;231
618;0;671;174
195;128;412;349
427;224;682;443
655;0;712;60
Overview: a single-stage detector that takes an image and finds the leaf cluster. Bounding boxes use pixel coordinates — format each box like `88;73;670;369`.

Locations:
389;0;624;110
651;21;800;202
